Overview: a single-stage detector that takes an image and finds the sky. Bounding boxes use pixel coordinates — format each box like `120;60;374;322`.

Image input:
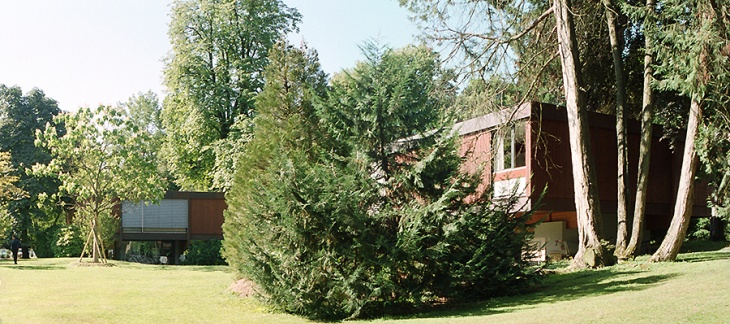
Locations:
0;1;420;112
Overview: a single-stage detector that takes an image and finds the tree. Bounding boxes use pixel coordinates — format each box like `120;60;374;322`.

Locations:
602;0;631;258
224;42;541;320
121;91;178;191
649;0;730;261
0;151;26;235
0;85;63;255
553;0;612;268
161;0;301;191
402;0;613;268
0;152;25;202
34;105;166;263
623;0;657;258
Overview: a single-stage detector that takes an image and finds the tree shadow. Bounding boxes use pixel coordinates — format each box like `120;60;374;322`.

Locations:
675;241;730;263
155;265;229;272
1;265;65;271
398;268;679;320
677;250;730;263
679;240;730;253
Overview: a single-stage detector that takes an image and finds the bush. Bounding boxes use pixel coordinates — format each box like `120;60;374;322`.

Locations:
182;240;226;265
32;225;60;258
52;225;85;257
689;218;712;241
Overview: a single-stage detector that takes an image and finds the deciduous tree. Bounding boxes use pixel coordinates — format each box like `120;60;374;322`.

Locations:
0;85;63;255
34;105;166;263
162;0;300;191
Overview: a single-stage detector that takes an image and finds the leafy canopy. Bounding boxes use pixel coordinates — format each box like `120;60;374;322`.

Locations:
33;105;166;248
161;0;301;191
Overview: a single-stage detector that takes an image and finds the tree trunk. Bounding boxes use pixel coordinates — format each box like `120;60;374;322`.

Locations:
554;0;611;269
603;0;629;258
92;217;99;263
624;0;656;258
709;173;729;241
650;99;702;262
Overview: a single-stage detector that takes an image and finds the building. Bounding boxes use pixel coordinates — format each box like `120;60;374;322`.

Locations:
116;191;226;264
458;102;709;258
115;102;709;263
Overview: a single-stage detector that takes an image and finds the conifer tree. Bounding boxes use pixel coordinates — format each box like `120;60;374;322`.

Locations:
224;42;541;320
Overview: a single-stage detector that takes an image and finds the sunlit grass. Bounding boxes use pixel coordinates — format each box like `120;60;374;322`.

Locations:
0;258;300;324
1;241;728;323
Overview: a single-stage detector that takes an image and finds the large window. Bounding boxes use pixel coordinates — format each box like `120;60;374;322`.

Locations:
492;121;526;171
122;199;188;233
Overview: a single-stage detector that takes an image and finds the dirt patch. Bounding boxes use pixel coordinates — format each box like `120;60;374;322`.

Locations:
227;278;257;298
70;261;115;268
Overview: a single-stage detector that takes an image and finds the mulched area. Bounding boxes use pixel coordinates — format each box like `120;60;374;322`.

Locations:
227;278;257;298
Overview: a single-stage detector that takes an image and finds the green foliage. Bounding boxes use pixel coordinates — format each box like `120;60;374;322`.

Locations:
400;1;633;115
0;151;25;203
182;240;226;265
688;218;711;241
51;224;85;257
224;42;541;321
161;0;301;191
33;105;166;261
0;85;63;248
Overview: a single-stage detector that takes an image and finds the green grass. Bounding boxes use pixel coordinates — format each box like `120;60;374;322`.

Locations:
0;258;301;324
1;241;729;323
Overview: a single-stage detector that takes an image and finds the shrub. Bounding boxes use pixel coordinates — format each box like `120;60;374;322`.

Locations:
52;225;85;257
689;218;712;241
182;240;226;265
32;225;60;258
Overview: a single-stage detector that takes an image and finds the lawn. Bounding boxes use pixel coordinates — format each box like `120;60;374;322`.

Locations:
1;241;728;323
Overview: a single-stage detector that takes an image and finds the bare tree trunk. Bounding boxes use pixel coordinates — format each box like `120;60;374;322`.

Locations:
625;0;656;258
554;0;611;269
709;173;730;240
92;216;99;263
603;0;629;259
650;99;702;262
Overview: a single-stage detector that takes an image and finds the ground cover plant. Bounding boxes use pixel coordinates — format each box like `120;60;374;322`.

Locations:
0;241;728;323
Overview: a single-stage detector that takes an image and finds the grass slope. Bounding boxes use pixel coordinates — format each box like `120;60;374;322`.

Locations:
0;241;728;323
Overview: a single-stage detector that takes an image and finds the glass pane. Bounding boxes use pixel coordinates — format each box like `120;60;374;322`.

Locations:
514;121;526;168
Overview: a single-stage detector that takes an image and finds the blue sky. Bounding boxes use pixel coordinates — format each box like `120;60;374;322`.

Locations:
0;1;419;112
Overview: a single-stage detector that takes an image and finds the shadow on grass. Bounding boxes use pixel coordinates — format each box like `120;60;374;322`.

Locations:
674;241;730;263
0;264;65;270
150;265;229;272
679;240;730;253
677;250;730;263
399;268;679;321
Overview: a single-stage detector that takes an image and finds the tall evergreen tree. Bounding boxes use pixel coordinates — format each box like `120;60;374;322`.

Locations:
402;0;615;268
649;0;730;261
224;42;540;320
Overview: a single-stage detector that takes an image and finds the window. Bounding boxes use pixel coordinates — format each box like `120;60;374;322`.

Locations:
492;121;526;171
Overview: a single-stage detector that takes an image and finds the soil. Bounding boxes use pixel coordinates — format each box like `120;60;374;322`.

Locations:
227;278;257;298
